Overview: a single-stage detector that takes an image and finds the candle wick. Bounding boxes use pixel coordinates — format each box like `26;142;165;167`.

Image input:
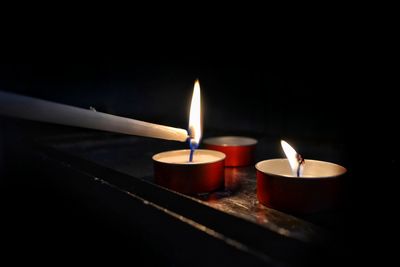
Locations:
187;127;198;162
189;147;195;162
189;139;198;162
296;153;305;177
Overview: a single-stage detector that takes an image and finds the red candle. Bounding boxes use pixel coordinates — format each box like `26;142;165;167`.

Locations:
153;149;225;194
256;158;347;213
203;136;257;167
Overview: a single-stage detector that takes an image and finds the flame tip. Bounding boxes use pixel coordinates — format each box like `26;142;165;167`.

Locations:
280;140;302;176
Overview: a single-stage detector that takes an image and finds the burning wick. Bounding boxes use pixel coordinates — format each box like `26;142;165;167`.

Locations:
281;140;305;177
296;153;305;177
188;127;199;162
189;139;198;162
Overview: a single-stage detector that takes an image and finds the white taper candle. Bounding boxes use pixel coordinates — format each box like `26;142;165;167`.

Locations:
0;91;189;142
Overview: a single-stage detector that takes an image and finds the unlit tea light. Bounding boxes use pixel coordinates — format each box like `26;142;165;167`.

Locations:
203;136;257;167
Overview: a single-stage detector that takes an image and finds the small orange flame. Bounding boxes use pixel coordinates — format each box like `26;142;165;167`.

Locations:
281;140;303;177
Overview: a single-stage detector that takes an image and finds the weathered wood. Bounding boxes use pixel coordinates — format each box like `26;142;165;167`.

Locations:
33;133;340;266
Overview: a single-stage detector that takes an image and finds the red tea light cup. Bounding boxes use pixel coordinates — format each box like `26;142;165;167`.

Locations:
256;159;347;213
153;149;225;195
203;136;257;167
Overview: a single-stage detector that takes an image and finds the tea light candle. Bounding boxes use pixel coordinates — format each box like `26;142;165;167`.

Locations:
203;136;257;167
256;159;347;213
153;149;225;194
153;80;226;194
256;141;347;213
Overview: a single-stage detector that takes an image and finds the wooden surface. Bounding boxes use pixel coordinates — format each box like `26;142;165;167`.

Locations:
33;132;347;266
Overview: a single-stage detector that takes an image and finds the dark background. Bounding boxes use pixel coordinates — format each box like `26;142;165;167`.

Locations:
0;50;384;265
0;54;351;139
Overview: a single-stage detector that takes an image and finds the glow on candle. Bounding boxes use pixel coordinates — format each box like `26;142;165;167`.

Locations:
281;140;304;177
188;80;202;162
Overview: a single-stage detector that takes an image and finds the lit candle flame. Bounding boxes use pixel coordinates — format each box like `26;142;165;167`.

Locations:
189;79;202;146
281;140;304;177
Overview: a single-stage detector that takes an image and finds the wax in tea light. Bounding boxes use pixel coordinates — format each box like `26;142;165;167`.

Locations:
155;149;224;164
153;149;225;194
203;136;257;167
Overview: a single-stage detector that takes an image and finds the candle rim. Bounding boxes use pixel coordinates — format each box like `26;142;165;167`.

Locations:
255;158;347;179
153;149;226;165
203;136;258;147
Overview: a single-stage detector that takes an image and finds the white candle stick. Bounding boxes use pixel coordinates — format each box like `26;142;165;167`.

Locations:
0;91;189;142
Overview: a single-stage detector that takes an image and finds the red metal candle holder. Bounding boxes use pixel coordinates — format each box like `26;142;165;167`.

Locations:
256;159;347;213
203;136;257;167
153;149;225;195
